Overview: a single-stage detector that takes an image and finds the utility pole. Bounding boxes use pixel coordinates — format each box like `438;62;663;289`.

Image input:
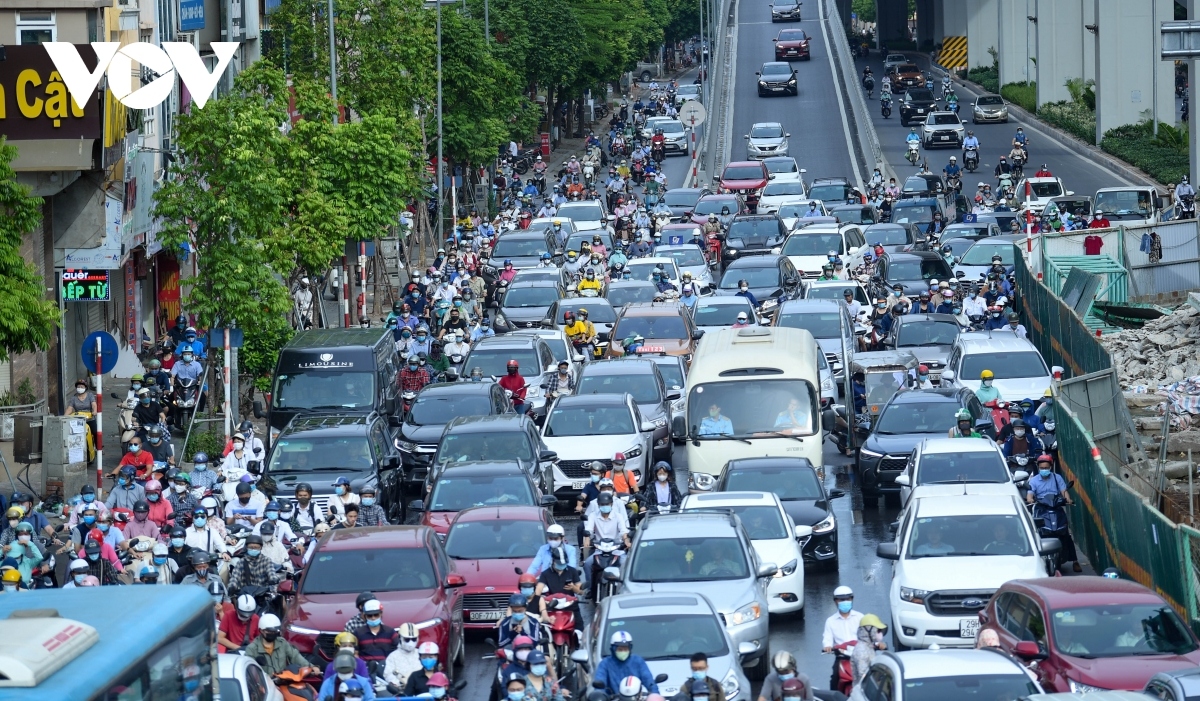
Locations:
437;0;444;241
327;0;338;104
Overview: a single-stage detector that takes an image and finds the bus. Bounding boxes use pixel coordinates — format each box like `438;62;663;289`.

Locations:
671;326;824;491
0;585;215;700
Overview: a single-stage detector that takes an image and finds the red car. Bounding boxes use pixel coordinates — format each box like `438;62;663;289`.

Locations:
414;460;555;538
283;526;466;675
773;28;811;61
980;577;1200;693
444;505;554;629
720;161;770;210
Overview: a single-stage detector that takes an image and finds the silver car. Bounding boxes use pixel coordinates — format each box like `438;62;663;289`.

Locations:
675;84;702;107
692;296;758;335
615;512;776;679
656;243;716;292
920;112;965;149
586;593;754;700
971;94;1009;124
745;122;789;159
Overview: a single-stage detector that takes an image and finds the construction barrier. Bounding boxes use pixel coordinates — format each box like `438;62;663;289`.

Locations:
1013;248;1112;378
937;36;967;72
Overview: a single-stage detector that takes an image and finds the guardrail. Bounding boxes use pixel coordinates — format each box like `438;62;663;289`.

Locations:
822;0;883;186
700;0;736;185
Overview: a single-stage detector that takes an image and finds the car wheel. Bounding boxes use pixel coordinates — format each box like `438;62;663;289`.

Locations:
747;643;771;680
640;70;652;82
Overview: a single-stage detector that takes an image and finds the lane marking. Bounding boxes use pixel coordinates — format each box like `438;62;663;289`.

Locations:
816;0;863;189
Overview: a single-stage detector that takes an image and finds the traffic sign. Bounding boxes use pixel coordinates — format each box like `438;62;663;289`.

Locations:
81;331;119;374
679;101;707;127
207;328;245;349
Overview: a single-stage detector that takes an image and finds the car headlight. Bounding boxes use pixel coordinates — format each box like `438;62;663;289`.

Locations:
758;80;767;87
1067;679;1108;694
397;440;418;453
728;249;738;256
691;471;716;491
722;669;740;699
899;587;930;605
821;376;834;393
813;514;836;534
624;445;643;459
494;313;507;325
788;78;796;85
286;623;321;635
653;417;667;428
726;601;762;626
858;447;883;460
777;558;798;576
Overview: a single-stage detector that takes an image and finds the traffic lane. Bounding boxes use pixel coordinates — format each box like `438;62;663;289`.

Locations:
732;11;856;183
855;53;1129;197
457;440;901;697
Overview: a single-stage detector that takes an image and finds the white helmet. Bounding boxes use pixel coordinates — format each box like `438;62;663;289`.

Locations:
547;524;566;536
618;677;644;699
398;622;419;639
236;594;257;613
419;641;440;655
260;613;282;629
833;585;854;598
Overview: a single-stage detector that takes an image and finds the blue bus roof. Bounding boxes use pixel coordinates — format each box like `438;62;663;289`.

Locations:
0;586;213;699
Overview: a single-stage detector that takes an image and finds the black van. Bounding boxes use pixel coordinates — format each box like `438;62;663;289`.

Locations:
269;329;400;438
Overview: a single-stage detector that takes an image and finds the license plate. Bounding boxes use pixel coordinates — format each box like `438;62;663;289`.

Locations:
960;619;980;638
571;479;589;490
939;136;951;141
469;611;504;621
641;346;666;352
771;87;783;91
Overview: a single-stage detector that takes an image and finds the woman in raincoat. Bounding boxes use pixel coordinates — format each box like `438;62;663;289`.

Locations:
848;614;889;701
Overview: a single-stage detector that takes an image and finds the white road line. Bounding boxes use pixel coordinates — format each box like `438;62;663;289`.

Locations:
816;0;863;189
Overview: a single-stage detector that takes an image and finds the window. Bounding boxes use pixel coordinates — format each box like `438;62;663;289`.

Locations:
17;11;55;44
862;667;894;701
629;536;749;581
246;665;269;701
1020;595;1046;643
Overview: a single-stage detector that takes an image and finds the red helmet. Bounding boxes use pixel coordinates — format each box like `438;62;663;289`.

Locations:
563;311;576;323
518;573;538;586
1037;454;1054;465
918;365;928;374
513;635;535;650
613;452;627;464
507;359;520;370
428;672;450;687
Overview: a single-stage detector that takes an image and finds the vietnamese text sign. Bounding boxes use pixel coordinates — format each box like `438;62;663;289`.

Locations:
61;269;111;301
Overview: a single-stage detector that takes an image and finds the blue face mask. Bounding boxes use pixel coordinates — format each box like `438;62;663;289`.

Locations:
512;612;526;622
553;562;566;571
74;573;87;585
118;478;128;487
417;335;428;342
421;658;438;670
591;474;600;483
1039;469;1052;478
194;517;207;528
362;498;375;507
508;691;526;701
247;548;262;558
171;537;185;548
82;493;95;503
837;600;853;614
779;673;794;681
520;586;535;597
153;556;167;565
692;670;707;681
335;486;346;496
531;664;548;677
600;505;612;514
266;511;279;521
83;515;96;525
430;688;447;699
99;523;110;533
194;462;207;471
148;493;160;502
140;396;151;404
88;553;100;561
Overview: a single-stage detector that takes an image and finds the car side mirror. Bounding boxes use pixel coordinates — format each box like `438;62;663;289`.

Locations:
672;414;687;438
894;474;911;486
692;329;705;340
755;72;761;76
794;525;813;539
829;488;846;498
877;542;900;560
1039;538;1062;555
540;495;559;506
667;389;682;401
785;133;791;138
539;449;558;462
408;499;425;512
571;649;590;665
756;563;778;578
940;370;955;383
641;421;657;433
737;641;757;659
744;134;750;139
1013;640;1048;660
445;573;467;588
821;408;835;432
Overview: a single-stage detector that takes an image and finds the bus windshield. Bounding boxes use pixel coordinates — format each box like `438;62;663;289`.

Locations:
687;379;817;438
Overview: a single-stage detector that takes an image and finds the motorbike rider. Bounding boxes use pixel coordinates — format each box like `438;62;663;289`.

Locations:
735;279;759;309
498;593;542;648
943;156;961;181
545;360;576;400
975;369;1002;403
717;205;735;230
175;327;207;359
1013;127;1028;151
578;269;603;295
444;331;471;361
106;465;147;510
653;270;677;294
499;360;529;414
905;127;921;149
848;615;889;699
112;436;154;480
1002;418;1044;462
322;651;376;700
822;586;864;688
757;651;815;701
382;623;423;694
584;492;631;550
243;613;308;677
170;348;203;388
1177;176;1196;204
595;632;659;694
641;461;681;513
1026;454;1081;571
227;533;282;594
527;523;580;576
677;653;723;701
993;156;1012;181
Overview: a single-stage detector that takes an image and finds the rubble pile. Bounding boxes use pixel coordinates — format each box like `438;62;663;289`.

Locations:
1101;305;1200;388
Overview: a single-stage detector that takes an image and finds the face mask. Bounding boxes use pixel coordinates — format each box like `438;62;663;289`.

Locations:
531;664;548;677
118;478;129;487
512;612;526;622
417;335;428;342
367;615;382;627
171;537;185;548
335;486;346;496
183;355;194;363
615;649;630;661
918;374;928;382
520;586;535;597
431;688;448;699
81;492;96;504
140;396;151;405
233;441;245;450
739;286;748;292
130;444;141;453
262;630;280;642
338;672;354;681
74;573;87;585
246;547;262;558
509;692;526;701
600;505;612;514
18;534;31;543
1014;428;1026;437
154;555;167;565
194;517;207;528
1039;469;1052;478
195;568;209;578
148;493;161;502
590;474;601;484
363;497;379;507
692;670;707;681
76;386;87;394
779;672;794;681
402;331;413;339
88;553;100;561
195;462;208;471
421;658;438;670
982;380;993;387
837;600;853;614
401;640;418;652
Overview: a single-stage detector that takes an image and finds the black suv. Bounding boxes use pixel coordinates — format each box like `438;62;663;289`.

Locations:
396;382;513;485
576;358;679;463
265;413;405;522
857;388;983;506
714;254;803;319
495;280;565;332
428;414;558;497
899;88;938;126
870;251;954;298
721;214;789;267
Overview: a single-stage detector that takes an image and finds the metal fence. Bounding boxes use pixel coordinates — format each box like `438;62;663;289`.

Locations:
1120;220;1200;302
1014;247;1112;378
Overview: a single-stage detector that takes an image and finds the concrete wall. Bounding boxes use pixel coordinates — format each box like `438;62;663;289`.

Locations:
966;0;999;69
876;0;910;46
997;0;1034;87
0;9;91;43
1035;0;1083;104
1093;0;1176;141
1083;0;1096;83
916;0;936;47
944;0;967;36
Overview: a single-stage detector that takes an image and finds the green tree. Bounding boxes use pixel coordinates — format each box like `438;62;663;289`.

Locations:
0;138;60;362
851;0;876;22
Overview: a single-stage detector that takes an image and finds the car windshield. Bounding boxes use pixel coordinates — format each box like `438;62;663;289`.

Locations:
694;198;738;216
724;166;767;181
687;379;818;438
915;452;1008;485
606;284;658;307
888;259;952;280
906;514;1031;558
751;124;784;138
977;95;1003;105
613;315;688;340
960;243;1016;265
719;266;781;288
545;404;636;436
761;64;791;76
560;302;617;323
778;30;807;40
808;184;852;203
503;286;560;308
725;504;788;539
960;351;1049;380
874;401;961;435
664;190;702;207
896;320;960;346
764;159;798;175
437;432;535;463
945;224;989;236
302;547;437;594
557;203;605;222
428;474;536;511
807;284;869;304
1028;181;1063;198
660;121;685;136
602;614;729;660
862;371;910;407
764;182;805;197
930;114;960;125
1094;190;1154;220
568;232;614;252
662;247;707;267
578;371;662;404
273;371;375;411
445;519;545;559
903;177;935;193
892;203;935;224
492;237;549;258
410;394;493;426
464;348;542;377
775;310;842;339
628;260;680;281
783;233;843;256
900;675;1038;701
939;238;977;256
779;204;824;220
866;226;912;246
1050;604;1199;658
268;436;373;473
695;301;753;326
898;65;920;74
629;536;749;581
833;207;874;225
729;219;783;241
677;85;701;96
725;466;823;500
906;89;934;101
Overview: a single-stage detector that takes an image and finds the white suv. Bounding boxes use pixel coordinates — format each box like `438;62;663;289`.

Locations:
896;437;1027;505
859;648;1042;700
877;493;1056;650
943;333;1060;401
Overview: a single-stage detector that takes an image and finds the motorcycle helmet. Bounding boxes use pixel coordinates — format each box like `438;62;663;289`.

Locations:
506;359;520;374
1102;567;1120;579
980;369;995;380
618;677;644;700
1036;454;1054;466
833;585;854;600
781;679;807;697
772;651;796;673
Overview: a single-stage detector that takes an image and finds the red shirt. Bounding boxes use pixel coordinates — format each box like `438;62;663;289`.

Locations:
498;373;527;402
1089;217;1110;229
119;449;156;478
218;609;260;652
1083;235;1104;255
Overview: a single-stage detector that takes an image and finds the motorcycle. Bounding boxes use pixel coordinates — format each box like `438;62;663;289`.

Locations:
963;147;979;173
1178;194;1196;220
906;141;920;166
880;95;892;119
631;159;645;185
544;592;584;679
1029;482;1073;573
401;390;418;415
863;75;875;99
946;173;962;194
591;540;625;602
1011;152;1026;179
651;143;665;164
170;377;202;430
830;640;857;696
996;172;1014;193
112;393;138;450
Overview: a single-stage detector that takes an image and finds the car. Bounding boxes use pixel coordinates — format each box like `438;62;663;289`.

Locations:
871;251;954;297
857;387;983;505
429;414;559;495
900;174;946;200
656;242;717;292
937;234;985;261
1144;666;1200;700
588;593;752;701
721;214;789;267
555;200;608;231
690;193;745;225
657;119;689;154
495;280;565;333
777;201;830;229
616;511;775;679
983;577;1200;693
576;358;675;462
954;234;1022;281
486;230;558;272
745;122;790;160
546;297;617;355
626;256;682;289
217;653;285;701
1015;177;1070;214
876;493;1054;650
637;351;689;428
884;53;909;74
1047;195;1093;219
511;266;572;291
762;156;805;185
397;382;514;485
806;177;857;205
863;222;929;253
893;63;926;89
674;83;703;107
780;222;868;276
463;334;559;413
884;313;961;380
445;505;554;627
528;217;578;241
714;255;804;320
681;492;810;614
971;93;1010;123
720;161;771;198
900;88;939;125
890;197;948;228
945;333;1056;400
773;27;811;59
860;648;1043;701
769;0;801;21
265;413;406;522
921;111;965;148
756;180;808;215
283;526;466;675
714;457;842;568
540;392;654;496
605;279;660;308
897;436;1024;505
942;221;1002;240
831;203;882;226
692;295;759;334
415;460;556;536
640;116;675;141
803;279;870;311
512;326;583;372
755;61;798;97
663;187;712;221
606;301;702;360
772;298;855;380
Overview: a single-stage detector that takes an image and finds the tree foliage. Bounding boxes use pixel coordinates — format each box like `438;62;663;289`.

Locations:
0;138;60;362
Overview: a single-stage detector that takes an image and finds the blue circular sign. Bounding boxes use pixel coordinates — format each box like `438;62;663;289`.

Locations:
81;331;119;374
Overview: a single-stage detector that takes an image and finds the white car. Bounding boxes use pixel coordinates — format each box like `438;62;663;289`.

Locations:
756;181;809;214
884;53;909;74
641;116;674;141
865;648;1043;700
555;200;607;231
692;295;759;334
1015;177;1071;214
777;201;829;229
877;493;1055;649
675;83;703;106
920;111;965;149
218;653;284;701
511;327;586;375
626;256;681;289
762;156;806;185
680;491;812;614
541;393;653;496
656;243;716;292
943;333;1060;401
896;437;1027;505
779;222;868;276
